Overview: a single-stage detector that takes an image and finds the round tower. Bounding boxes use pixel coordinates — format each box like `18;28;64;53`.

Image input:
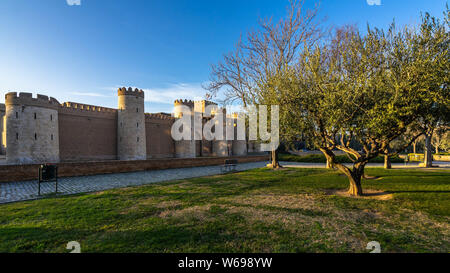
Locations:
117;87;146;160
212;107;229;157
5;92;60;164
173;99;196;158
0;103;5;155
232;113;247;156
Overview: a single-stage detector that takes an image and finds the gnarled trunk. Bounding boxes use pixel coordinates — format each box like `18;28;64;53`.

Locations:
335;162;365;197
348;173;363;196
424;134;433;168
270;149;281;168
320;148;366;196
326;158;333;169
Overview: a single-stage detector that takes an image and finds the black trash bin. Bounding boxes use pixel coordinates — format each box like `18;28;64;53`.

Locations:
38;164;58;196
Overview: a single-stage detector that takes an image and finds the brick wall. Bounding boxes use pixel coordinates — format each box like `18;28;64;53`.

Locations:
58;108;118;161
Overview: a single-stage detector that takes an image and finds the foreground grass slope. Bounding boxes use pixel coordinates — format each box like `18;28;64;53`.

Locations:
0;168;449;253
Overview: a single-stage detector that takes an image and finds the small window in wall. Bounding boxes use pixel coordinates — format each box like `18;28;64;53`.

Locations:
120;122;123;127
34;113;37;119
16;133;19;140
16;112;18;119
137;122;139;128
136;108;139;113
51;134;54;141
137;137;140;142
34;133;37;140
50;114;53;121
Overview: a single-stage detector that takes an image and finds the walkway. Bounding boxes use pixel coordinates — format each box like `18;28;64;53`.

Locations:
0;161;269;204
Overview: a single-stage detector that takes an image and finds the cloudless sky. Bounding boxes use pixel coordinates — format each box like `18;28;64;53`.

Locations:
0;0;447;113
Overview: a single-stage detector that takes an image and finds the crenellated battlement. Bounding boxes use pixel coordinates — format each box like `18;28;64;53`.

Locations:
60;102;118;114
145;113;174;121
174;99;194;108
194;100;218;114
194;100;217;106
118;87;145;98
5;92;60;110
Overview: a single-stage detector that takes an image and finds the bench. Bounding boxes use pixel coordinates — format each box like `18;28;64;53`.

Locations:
221;159;238;173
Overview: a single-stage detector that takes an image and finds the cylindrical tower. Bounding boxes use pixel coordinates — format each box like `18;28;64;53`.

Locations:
232;113;247;156
212;107;229;157
117;87;146;160
5;92;60;164
173;99;196;158
0;103;5;155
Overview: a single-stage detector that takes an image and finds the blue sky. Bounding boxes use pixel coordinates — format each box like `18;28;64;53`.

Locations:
0;0;447;113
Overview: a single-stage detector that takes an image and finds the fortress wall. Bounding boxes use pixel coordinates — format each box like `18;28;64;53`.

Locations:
0;104;5;155
58;102;118;161
145;114;175;158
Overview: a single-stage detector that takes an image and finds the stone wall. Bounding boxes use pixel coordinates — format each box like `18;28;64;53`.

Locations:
0;104;5;155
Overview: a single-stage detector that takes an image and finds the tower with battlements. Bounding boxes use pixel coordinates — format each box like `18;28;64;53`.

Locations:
0;104;6;155
173;99;196;158
5;92;60;164
117;87;146;160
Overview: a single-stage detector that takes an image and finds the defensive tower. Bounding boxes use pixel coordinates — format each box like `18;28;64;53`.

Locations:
117;87;146;160
173;99;196;158
5;92;60;164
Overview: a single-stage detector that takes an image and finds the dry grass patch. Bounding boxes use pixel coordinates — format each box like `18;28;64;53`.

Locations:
222;193;319;211
325;189;394;200
158;204;212;220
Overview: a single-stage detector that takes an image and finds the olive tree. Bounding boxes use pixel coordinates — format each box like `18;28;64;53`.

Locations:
274;12;448;196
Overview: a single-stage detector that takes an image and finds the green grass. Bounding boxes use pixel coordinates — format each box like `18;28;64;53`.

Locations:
0;168;449;253
279;153;405;163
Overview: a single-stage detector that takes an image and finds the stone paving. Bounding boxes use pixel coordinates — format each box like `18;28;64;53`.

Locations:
0;161;269;204
1;160;448;204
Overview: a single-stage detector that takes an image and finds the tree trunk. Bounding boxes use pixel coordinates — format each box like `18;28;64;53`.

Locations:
413;141;417;154
326;158;333;169
348;171;363;196
424;133;433;168
270;149;281;168
435;145;439;154
384;155;392;169
336;163;365;196
384;148;392;169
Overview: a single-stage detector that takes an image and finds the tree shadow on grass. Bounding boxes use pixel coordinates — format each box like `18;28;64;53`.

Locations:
388;190;450;194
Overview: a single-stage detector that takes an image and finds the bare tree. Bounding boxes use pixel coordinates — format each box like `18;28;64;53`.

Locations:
205;0;325;168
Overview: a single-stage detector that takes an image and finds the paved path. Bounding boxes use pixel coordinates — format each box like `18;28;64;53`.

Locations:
1;160;449;204
0;161;269;204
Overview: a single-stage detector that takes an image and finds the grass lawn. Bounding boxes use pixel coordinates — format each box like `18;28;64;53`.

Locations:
0;167;449;253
